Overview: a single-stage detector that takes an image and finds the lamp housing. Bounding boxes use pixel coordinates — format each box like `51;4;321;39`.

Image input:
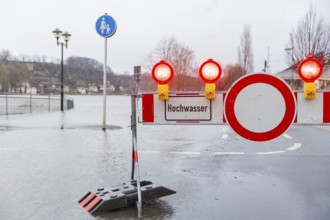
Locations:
199;59;222;83
297;56;322;82
151;60;174;84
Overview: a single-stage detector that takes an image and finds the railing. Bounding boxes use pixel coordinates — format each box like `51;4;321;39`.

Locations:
0;93;74;115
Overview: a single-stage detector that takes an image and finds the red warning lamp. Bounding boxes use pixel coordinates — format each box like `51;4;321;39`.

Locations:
298;56;322;82
199;59;222;99
151;60;174;100
297;56;323;99
199;59;222;83
152;60;174;84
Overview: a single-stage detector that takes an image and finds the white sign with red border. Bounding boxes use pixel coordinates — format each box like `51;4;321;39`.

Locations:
142;93;225;124
224;73;296;142
165;96;211;121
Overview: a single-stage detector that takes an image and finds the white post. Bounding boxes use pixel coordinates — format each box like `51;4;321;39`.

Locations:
102;38;107;130
6;93;8;115
131;95;142;217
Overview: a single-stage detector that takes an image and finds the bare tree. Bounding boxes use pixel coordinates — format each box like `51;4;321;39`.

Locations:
238;25;254;75
32;55;41;63
49;57;60;64
286;5;330;65
216;64;243;91
0;49;12;62
146;36;196;90
19;54;30;62
7;62;29;92
0;60;6;91
41;55;48;63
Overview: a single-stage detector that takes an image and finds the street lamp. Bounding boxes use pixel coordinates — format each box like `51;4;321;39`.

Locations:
52;28;71;111
285;47;294;90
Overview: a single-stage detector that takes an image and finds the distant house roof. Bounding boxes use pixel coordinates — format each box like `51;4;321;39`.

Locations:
276;64;330;81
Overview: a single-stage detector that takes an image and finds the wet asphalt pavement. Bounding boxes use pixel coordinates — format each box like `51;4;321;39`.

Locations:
0;95;329;220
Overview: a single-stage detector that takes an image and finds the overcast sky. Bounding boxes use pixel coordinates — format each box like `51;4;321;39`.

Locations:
0;0;329;74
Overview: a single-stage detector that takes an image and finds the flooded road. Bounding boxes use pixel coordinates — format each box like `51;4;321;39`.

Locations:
0;95;330;220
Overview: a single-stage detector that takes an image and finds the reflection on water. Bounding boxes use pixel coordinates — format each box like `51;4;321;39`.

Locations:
96;200;174;220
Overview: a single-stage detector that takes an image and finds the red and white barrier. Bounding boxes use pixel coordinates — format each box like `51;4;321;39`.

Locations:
142;91;330;125
142;93;225;124
141;72;330;142
294;92;330;124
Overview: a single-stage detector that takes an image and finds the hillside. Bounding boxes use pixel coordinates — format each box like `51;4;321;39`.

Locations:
0;56;135;94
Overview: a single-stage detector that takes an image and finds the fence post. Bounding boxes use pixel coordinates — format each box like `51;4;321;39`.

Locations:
2;94;73;115
30;93;32;113
6;93;8;115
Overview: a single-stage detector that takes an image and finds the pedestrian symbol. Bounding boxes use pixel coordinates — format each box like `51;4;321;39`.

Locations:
96;14;117;38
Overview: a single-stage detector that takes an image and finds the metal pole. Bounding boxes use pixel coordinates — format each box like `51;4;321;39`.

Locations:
285;47;294;90
61;43;64;112
102;38;107;130
131;94;142;217
131;95;135;180
131;66;141;179
291;50;294;90
131;66;142;217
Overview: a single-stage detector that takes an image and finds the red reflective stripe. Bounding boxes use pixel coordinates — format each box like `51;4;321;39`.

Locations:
134;151;139;163
175;121;200;124
173;93;201;96
142;94;154;123
79;193;95;207
84;196;102;212
222;93;227;123
294;92;298;123
323;92;330;123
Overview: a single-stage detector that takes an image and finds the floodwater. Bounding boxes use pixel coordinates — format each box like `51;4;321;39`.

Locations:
0;95;134;220
0;95;329;220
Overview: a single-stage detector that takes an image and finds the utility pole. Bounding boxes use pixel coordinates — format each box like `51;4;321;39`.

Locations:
262;60;267;72
285;47;294;90
267;47;270;73
262;47;270;73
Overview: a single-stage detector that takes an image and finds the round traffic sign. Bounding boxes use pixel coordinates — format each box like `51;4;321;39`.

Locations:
95;14;117;38
224;73;296;142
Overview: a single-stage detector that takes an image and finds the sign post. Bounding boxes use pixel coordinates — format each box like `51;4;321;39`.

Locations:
95;13;117;130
